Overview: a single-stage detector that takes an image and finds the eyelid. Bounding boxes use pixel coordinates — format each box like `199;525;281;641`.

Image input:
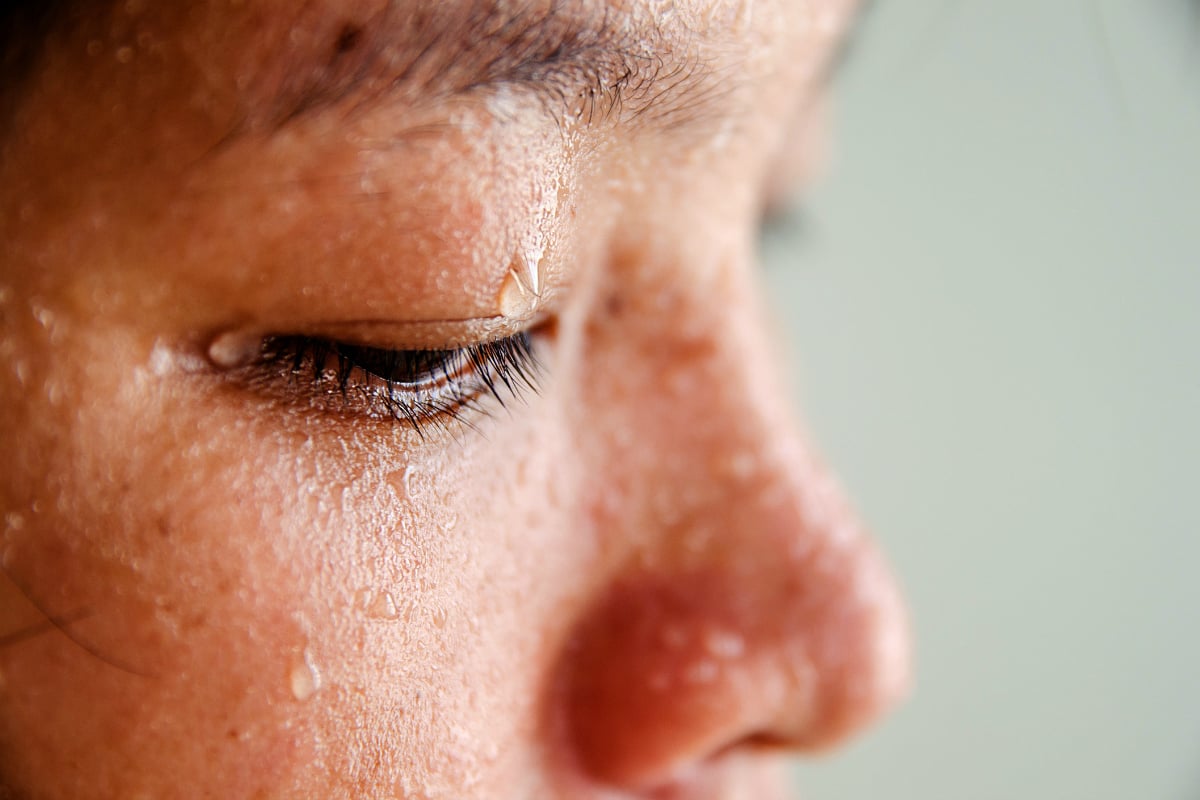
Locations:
204;310;551;370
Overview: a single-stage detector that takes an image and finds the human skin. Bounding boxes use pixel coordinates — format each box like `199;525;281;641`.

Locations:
0;1;908;798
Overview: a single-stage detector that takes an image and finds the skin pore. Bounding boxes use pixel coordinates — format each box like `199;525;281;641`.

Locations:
0;1;908;798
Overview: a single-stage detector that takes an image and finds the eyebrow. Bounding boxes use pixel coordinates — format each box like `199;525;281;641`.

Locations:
252;1;727;134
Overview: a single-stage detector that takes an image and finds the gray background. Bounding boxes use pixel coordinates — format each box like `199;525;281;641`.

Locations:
765;2;1200;798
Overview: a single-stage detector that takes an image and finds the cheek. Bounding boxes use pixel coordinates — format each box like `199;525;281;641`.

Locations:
0;336;586;796
0;404;323;795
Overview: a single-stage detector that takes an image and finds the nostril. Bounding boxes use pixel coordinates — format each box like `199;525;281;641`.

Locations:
703;732;794;766
553;512;910;790
555;571;820;789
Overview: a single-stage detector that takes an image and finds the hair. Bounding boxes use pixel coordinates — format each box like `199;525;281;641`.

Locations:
0;1;79;132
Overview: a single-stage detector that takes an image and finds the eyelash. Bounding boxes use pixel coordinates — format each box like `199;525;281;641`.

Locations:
247;332;540;435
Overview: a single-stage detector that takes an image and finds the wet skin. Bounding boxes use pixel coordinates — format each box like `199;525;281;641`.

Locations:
0;1;908;797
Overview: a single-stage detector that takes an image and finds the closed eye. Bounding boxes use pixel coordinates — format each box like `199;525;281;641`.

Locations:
233;331;540;436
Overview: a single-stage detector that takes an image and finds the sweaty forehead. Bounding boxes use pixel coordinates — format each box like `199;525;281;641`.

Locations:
249;0;726;127
65;0;783;136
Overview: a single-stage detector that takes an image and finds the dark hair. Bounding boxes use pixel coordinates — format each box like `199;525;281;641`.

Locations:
1;1;78;130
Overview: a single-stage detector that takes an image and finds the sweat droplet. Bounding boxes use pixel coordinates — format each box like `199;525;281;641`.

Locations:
207;331;261;368
368;590;398;620
497;264;536;319
703;629;746;660
684;659;719;684
289;648;321;701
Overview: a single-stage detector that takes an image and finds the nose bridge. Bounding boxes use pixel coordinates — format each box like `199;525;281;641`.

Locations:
558;237;910;789
582;240;808;553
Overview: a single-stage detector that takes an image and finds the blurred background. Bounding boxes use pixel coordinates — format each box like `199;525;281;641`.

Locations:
762;2;1200;799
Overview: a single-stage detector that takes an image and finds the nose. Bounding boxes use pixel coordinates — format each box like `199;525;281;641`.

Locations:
554;237;910;791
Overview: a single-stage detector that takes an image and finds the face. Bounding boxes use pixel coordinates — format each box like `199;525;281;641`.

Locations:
0;1;907;797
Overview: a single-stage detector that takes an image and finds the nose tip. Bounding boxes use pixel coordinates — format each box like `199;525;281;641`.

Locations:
555;462;911;791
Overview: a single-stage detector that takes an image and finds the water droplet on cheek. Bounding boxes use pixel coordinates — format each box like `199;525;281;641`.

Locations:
400;463;421;499
289;647;322;701
367;590;399;620
31;302;55;331
431;606;449;629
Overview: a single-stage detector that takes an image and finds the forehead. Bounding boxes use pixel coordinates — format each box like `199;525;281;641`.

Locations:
45;0;839;124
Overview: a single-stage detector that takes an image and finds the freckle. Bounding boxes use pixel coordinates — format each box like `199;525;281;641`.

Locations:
115;46;134;64
333;24;362;57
